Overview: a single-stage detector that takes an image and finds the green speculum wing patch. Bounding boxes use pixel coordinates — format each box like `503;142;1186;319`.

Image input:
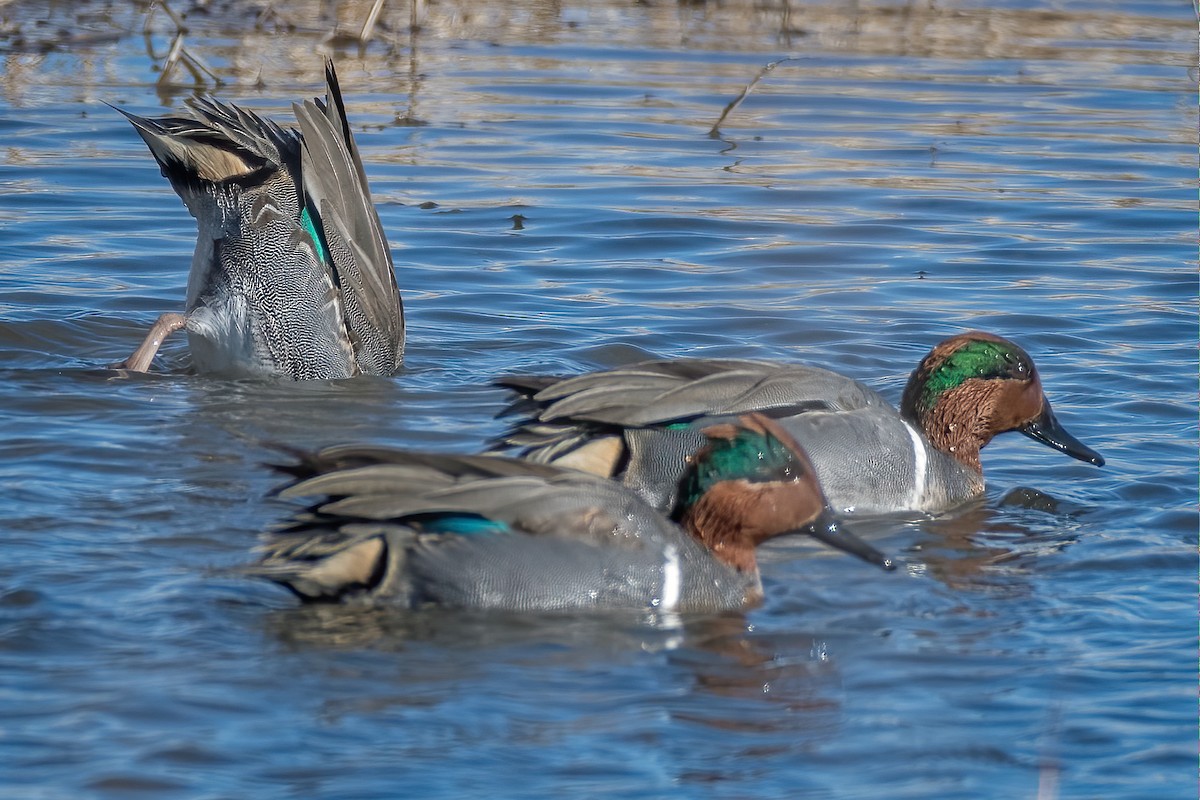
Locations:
300;206;332;267
919;340;1021;413
412;513;513;537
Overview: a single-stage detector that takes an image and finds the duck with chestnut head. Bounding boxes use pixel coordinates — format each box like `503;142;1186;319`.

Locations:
493;331;1104;516
247;413;893;612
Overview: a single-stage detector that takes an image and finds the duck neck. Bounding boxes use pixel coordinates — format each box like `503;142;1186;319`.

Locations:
906;383;998;473
677;481;765;574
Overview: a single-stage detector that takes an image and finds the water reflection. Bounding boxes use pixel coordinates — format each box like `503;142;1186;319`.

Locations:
260;602;691;652
257;599;846;765
915;494;1087;595
670;614;841;717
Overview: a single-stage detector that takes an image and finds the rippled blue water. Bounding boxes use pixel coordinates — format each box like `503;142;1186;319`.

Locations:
0;1;1194;797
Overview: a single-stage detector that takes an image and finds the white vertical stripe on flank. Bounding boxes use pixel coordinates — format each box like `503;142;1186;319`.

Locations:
903;420;928;511
659;544;682;611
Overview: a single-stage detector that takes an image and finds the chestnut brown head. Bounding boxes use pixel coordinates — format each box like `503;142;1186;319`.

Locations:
676;413;894;573
900;332;1104;471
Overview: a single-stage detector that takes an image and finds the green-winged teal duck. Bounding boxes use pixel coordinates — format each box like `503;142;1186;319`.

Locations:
247;414;894;611
113;61;403;379
493;331;1105;516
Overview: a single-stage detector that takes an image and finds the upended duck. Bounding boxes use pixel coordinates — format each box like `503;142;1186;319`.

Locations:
112;61;403;379
493;331;1105;516
247;414;895;612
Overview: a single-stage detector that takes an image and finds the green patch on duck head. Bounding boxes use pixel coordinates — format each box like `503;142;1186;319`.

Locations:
908;337;1033;416
300;205;332;267
676;425;804;513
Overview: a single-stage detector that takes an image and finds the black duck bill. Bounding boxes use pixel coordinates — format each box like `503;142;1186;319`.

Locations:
799;507;896;572
1020;399;1105;467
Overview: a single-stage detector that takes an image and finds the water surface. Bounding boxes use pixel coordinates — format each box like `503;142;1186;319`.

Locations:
0;1;1194;797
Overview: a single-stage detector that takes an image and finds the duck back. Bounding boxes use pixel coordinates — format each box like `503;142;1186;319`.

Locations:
183;158;358;379
497;358;983;515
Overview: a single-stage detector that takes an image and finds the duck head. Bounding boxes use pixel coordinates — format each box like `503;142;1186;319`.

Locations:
675;413;895;574
899;331;1105;472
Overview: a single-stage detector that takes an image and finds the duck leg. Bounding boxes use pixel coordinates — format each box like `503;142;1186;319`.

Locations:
111;312;189;372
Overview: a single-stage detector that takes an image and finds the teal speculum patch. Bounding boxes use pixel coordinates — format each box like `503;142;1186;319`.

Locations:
300;206;331;266
413;513;513;537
